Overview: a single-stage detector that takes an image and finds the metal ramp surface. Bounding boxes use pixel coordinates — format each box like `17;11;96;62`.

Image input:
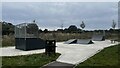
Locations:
64;39;77;44
92;34;105;41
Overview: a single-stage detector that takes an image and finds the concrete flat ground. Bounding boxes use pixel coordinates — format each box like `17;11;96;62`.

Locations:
56;40;118;64
0;47;45;56
0;40;119;65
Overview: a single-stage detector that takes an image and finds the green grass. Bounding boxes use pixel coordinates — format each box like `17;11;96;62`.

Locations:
2;53;60;68
76;44;119;68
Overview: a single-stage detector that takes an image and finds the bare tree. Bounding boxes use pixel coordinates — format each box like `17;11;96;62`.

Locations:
80;21;85;33
80;21;85;29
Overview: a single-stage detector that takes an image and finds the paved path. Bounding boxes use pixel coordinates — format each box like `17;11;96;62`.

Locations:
41;61;74;68
0;47;44;56
0;40;119;65
56;40;118;64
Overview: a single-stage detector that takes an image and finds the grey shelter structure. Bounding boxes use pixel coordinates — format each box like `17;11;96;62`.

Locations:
92;34;105;41
64;39;93;44
15;23;45;51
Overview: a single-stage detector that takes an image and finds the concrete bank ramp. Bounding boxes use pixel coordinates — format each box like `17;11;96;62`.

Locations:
77;39;93;44
64;39;77;44
92;34;105;41
64;39;93;44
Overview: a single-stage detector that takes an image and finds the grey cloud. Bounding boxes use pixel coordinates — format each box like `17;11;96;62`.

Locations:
0;2;2;20
2;2;118;30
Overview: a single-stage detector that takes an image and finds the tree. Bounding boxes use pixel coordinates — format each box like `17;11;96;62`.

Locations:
38;29;43;33
68;25;78;33
109;28;114;33
57;29;63;32
64;28;69;33
2;21;14;35
44;29;48;33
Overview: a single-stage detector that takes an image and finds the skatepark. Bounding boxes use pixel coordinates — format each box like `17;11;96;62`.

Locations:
1;22;119;68
0;40;119;66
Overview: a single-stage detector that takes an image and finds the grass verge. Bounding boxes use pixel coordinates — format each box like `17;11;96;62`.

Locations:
2;53;60;68
76;44;119;68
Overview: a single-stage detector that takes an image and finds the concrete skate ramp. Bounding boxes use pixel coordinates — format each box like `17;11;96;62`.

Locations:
64;39;77;44
77;39;94;44
65;39;93;44
92;34;105;41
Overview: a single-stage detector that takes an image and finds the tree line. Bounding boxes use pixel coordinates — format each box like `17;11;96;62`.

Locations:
0;21;119;35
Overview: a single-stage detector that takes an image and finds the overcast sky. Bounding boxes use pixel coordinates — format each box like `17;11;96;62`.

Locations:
2;2;118;30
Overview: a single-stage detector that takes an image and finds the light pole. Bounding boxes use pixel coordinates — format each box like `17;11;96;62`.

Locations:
112;20;116;30
61;23;64;30
111;20;116;43
112;20;116;36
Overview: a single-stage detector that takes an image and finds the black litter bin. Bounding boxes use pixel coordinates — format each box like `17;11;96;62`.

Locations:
45;40;56;55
